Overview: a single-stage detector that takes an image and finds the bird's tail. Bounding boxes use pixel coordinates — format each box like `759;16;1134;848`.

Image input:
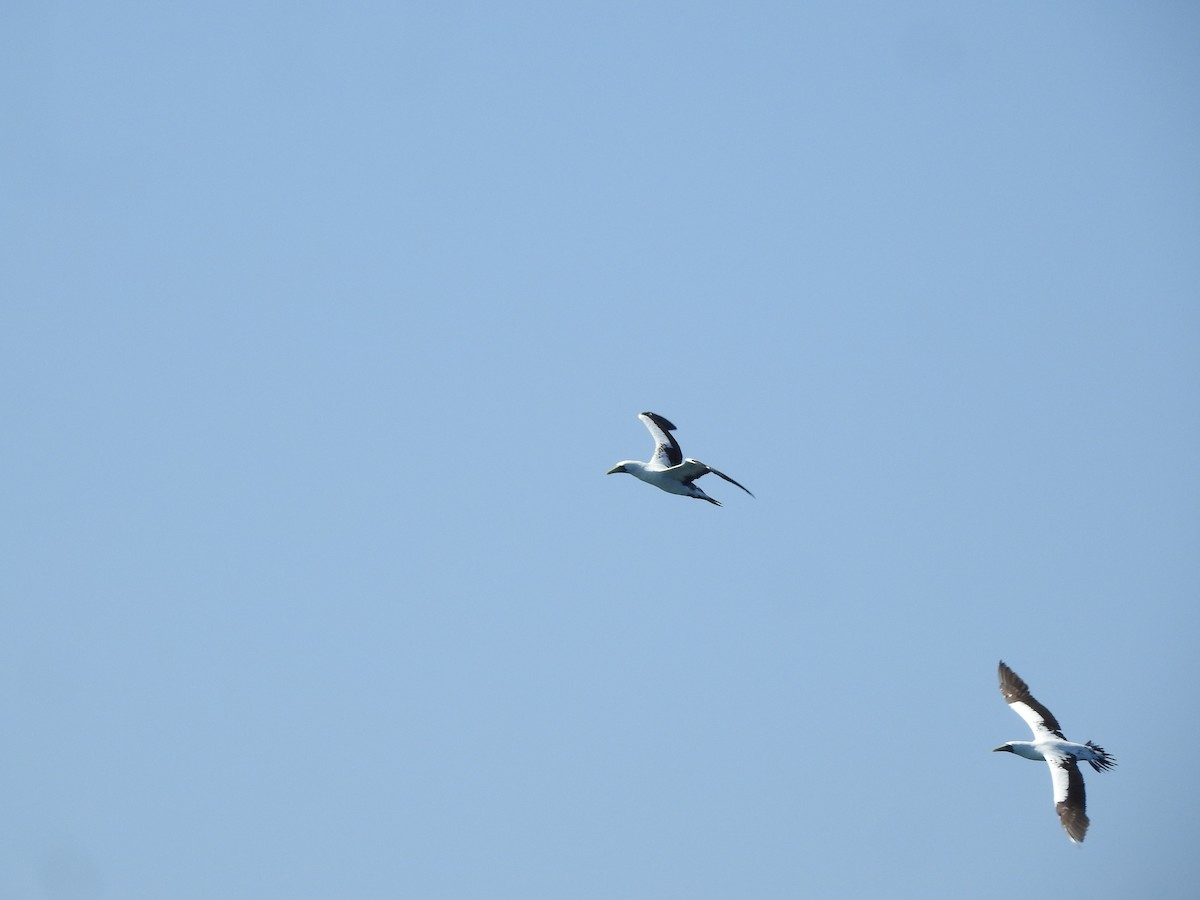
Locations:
1085;741;1117;772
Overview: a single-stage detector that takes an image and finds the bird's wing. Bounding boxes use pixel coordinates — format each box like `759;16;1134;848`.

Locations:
1046;753;1089;843
639;412;683;469
670;459;711;483
999;661;1066;739
704;464;754;497
668;458;755;497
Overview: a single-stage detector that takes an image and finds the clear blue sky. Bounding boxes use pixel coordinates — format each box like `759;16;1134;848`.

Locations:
3;3;1198;898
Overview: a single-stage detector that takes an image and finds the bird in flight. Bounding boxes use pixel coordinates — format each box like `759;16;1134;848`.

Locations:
993;660;1116;843
606;412;754;507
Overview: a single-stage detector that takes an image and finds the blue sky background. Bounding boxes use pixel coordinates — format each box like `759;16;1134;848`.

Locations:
3;2;1198;898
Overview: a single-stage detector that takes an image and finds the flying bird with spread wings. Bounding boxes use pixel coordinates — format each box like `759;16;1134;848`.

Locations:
993;660;1116;843
606;412;753;507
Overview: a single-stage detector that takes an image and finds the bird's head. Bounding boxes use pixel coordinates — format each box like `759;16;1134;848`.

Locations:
606;462;631;475
992;743;1015;754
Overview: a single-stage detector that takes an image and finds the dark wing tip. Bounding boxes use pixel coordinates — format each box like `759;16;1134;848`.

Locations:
997;661;1031;702
640;412;678;431
711;468;754;497
1056;803;1089;843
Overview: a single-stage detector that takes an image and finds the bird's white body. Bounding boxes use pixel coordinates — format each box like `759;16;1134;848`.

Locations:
608;459;720;499
998;738;1109;767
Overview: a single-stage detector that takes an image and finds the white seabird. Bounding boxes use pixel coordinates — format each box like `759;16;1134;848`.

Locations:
606;412;754;507
993;660;1116;844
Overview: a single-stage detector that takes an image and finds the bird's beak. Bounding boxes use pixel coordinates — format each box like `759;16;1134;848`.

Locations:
606;465;623;475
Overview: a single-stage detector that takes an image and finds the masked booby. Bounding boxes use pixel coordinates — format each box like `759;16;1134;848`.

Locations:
606;412;754;507
993;660;1116;844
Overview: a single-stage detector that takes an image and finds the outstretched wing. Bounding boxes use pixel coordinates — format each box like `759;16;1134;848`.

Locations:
670;459;754;497
671;459;711;483
1045;753;1089;843
999;661;1066;740
639;412;683;469
705;464;754;497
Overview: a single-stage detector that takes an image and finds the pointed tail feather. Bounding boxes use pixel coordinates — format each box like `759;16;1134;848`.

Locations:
1085;741;1117;773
